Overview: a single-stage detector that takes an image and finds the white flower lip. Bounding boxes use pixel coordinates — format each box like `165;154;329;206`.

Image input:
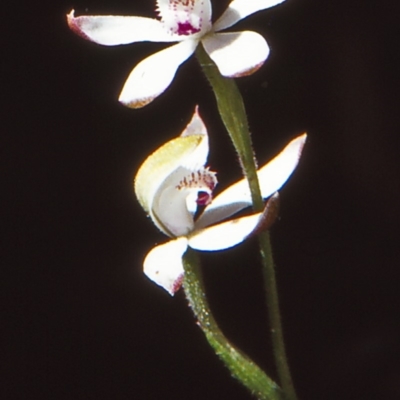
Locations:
134;106;306;295
67;0;286;107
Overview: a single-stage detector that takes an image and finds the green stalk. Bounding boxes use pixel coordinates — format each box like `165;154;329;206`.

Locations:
196;44;298;400
183;249;283;400
195;45;264;211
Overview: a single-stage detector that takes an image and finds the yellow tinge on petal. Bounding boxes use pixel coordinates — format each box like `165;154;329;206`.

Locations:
134;134;205;214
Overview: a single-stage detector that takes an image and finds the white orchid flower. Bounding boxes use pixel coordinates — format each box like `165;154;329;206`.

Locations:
134;106;306;294
67;0;286;108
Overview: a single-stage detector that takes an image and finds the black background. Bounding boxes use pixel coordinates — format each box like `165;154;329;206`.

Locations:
3;0;400;399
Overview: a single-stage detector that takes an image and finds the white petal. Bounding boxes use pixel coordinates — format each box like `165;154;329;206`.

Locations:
143;237;189;295
257;133;307;196
213;0;286;32
179;106;209;169
134;111;208;213
152;167;215;237
195;134;306;229
181;106;208;138
119;39;198;108
149;108;214;236
189;212;263;251
135;109;209;236
202;32;269;77
67;10;180;45
153;168;196;236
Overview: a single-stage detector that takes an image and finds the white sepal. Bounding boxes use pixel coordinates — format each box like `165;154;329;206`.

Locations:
119;39;198;108
135;107;210;236
143;237;189;295
213;0;286;32
67;10;180;45
196;134;306;229
189;212;263;251
203;31;269;77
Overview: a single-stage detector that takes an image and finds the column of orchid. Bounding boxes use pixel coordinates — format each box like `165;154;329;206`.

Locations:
68;1;305;399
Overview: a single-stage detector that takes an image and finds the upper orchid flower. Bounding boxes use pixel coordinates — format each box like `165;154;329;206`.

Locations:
67;0;286;108
134;106;306;294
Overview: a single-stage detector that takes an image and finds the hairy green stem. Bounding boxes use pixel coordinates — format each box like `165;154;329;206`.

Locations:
258;231;297;400
196;44;298;400
183;249;283;400
195;45;264;211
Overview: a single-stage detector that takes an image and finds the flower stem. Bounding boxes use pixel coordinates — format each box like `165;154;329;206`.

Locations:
196;45;264;211
196;44;298;400
183;249;283;400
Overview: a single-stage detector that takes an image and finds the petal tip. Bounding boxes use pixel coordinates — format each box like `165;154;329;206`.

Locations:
66;9;91;41
295;132;308;156
67;9;75;19
66;9;76;30
144;260;184;295
119;95;155;109
300;132;308;142
180;105;208;137
230;60;265;78
169;272;184;295
143;239;188;295
252;192;280;235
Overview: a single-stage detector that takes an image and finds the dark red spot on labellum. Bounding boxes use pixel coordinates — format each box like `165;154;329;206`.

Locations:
177;21;200;35
196;191;211;205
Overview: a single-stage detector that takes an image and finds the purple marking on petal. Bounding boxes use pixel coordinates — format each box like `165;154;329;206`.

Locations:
177;21;200;35
176;168;217;192
171;272;184;294
196;191;211;205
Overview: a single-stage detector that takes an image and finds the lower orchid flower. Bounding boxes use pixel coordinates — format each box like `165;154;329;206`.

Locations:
134;107;306;295
67;0;286;108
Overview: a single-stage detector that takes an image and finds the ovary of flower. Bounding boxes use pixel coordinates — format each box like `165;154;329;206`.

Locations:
134;106;307;295
67;0;286;108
